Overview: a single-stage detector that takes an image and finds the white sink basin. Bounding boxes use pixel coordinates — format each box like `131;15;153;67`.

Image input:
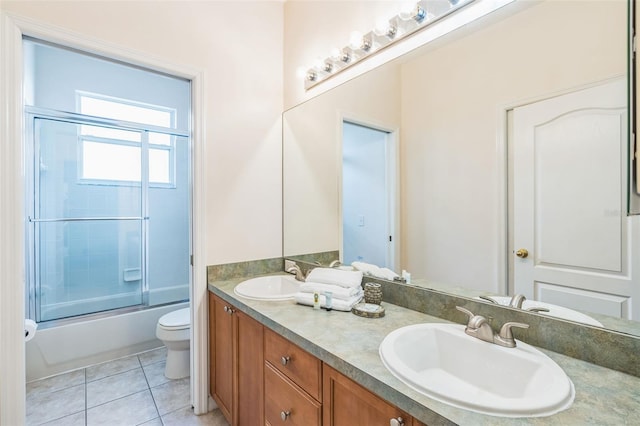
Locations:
379;323;574;418
480;296;604;327
234;274;300;301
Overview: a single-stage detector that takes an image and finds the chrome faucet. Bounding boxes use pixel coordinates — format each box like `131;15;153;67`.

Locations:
286;264;306;282
480;294;550;313
329;260;342;268
456;306;529;348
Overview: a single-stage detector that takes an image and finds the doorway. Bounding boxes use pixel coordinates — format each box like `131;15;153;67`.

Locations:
24;38;192;323
341;121;397;270
508;78;639;320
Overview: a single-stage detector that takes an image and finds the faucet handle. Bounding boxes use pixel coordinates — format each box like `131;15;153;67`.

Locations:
526;306;550;313
455;306;487;329
509;294;527;309
456;306;474;321
498;321;529;342
479;295;499;304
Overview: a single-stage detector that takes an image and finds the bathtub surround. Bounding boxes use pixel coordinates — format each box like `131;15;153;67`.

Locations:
26;303;187;381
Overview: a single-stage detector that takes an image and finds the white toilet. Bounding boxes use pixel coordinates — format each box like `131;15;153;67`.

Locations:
156;307;190;379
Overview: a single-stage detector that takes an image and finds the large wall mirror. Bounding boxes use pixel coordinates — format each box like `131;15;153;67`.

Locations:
283;0;640;337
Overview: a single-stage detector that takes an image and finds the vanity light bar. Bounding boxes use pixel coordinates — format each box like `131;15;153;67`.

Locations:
303;0;474;90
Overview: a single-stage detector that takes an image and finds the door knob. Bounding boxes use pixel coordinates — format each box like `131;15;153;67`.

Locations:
515;248;529;258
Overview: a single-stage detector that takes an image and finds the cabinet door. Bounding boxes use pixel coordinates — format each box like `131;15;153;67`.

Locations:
323;365;412;426
265;363;322;426
209;293;234;422
236;309;264;426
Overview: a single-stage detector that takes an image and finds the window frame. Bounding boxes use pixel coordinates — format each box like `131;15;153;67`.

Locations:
75;91;177;188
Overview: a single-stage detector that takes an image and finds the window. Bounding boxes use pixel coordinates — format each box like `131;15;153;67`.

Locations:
77;93;175;186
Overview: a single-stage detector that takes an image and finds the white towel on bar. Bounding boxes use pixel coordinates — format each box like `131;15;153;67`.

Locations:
294;292;363;312
299;282;363;301
305;268;363;288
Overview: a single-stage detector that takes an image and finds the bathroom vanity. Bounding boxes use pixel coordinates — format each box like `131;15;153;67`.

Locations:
209;291;426;426
208;274;640;425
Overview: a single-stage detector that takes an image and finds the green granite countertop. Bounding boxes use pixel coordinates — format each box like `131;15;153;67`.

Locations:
208;275;640;425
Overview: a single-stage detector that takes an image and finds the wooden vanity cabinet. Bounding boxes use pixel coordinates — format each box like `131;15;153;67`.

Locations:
209;293;264;426
209;291;427;425
264;327;322;425
323;364;421;426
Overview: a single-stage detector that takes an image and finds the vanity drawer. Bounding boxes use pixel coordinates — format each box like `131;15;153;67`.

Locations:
264;328;322;400
265;363;321;426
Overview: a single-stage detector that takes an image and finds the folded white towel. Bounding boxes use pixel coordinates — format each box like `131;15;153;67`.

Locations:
299;282;363;300
305;268;363;289
352;262;399;281
294;292;363;312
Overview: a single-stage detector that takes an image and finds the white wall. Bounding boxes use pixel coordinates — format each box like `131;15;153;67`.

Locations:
2;0;284;266
400;0;625;292
0;0;283;421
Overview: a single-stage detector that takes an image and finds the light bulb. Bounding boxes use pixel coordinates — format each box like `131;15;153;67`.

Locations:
399;2;417;20
295;67;307;80
349;31;372;51
349;31;364;50
399;2;426;22
330;47;350;63
374;18;397;38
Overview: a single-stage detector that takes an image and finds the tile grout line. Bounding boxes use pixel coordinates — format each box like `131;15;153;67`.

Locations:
84;368;88;426
138;353;163;425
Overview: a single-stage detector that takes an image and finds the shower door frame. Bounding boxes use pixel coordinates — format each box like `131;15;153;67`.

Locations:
25;107;191;323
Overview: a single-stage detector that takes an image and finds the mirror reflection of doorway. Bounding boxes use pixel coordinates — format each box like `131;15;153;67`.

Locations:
341;121;397;270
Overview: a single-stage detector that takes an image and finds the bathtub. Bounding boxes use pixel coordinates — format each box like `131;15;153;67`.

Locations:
26;302;188;381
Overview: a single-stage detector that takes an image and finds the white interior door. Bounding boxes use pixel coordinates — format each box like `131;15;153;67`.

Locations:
512;79;638;320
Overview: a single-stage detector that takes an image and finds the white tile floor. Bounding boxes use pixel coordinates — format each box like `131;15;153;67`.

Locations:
26;347;229;426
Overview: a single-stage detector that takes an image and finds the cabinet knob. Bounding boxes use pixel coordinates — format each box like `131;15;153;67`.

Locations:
281;356;291;366
390;417;405;426
223;306;234;315
280;410;291;421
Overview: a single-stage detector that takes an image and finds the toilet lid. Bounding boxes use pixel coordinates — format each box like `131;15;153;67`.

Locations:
159;308;190;328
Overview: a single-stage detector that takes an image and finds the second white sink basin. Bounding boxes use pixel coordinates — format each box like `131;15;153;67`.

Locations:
379;323;574;418
234;274;300;301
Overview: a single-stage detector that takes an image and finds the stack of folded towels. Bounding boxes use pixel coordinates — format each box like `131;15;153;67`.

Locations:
351;261;399;281
294;267;364;311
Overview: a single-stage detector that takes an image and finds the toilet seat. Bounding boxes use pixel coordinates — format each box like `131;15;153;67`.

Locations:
158;307;190;331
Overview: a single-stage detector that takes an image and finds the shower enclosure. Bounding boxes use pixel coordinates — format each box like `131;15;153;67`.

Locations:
26;115;190;322
24;38;192;323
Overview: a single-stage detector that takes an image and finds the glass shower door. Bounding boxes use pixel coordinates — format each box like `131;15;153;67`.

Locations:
32;118;144;321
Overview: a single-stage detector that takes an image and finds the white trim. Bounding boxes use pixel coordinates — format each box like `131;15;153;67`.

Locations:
190;69;209;415
0;13;27;426
0;11;209;419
